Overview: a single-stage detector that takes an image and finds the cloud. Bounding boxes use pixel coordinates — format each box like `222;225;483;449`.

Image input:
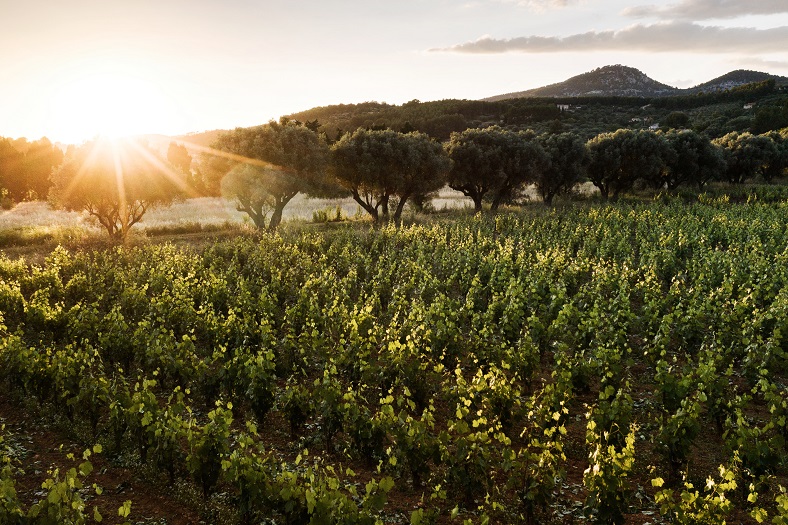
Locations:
730;57;788;72
431;22;788;54
507;0;577;8
623;0;788;21
483;0;580;11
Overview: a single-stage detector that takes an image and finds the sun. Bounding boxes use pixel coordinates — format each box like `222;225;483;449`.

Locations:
47;71;176;144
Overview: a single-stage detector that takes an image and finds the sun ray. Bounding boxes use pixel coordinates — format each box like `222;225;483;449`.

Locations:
174;139;295;174
125;139;198;198
59;138;108;204
111;140;127;232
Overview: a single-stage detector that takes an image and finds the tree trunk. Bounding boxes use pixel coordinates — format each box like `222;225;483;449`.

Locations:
543;192;554;206
472;194;483;213
268;206;284;230
392;192;411;225
379;194;390;221
490;191;507;211
350;189;378;222
268;192;298;230
451;184;485;213
250;206;267;229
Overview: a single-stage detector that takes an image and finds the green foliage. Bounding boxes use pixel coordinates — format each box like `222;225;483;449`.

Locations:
282;382;313;437
652;460;738;524
1;434;132;525
167;142;202;194
752;101;788;135
312;205;345;223
583;419;637;525
714;131;778;184
535;132;588;204
49;139;179;239
775;486;788;525
208;120;332;229
760;130;788;182
586;128;672;199
2;198;788;522
502;389;567;524
0;137;63;203
723;400;783;477
330;128;449;223
0;426;24;524
186;402;234;498
662;111;691;130
440;371;495;503
268;454;395;525
279;80;781;143
583;414;637;524
656;391;703;475
444;126;549;211
662;130;726;189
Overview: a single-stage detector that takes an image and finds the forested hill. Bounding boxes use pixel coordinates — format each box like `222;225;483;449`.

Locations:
484;65;788;101
157;72;788;149
485;65;678;100
686;69;788;94
284;99;527;142
281;79;788;141
172;129;228;149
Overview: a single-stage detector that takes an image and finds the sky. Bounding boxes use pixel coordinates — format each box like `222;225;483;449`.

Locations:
2;0;787;144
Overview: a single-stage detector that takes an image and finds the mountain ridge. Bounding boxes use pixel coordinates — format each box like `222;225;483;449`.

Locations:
484;65;788;101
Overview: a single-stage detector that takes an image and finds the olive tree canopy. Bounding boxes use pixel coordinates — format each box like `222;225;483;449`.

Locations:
445;126;548;212
536;132;588;205
49;138;182;240
714;132;777;184
587;129;671;200
331;129;449;224
209;120;332;230
760;130;788;182
661;130;725;189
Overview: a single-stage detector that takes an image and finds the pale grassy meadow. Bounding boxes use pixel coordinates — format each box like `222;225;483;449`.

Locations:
0;187;476;245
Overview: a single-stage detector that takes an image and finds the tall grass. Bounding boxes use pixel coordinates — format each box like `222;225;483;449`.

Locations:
0;190;479;248
0;225;100;249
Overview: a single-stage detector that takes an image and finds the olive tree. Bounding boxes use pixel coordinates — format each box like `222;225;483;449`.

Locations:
536;132;588;205
445;126;548;212
49;139;181;240
713;132;777;184
209;120;331;230
759;130;788;182
661;130;726;189
587;129;671;199
331;129;449;224
0;138;23;204
1;137;63;203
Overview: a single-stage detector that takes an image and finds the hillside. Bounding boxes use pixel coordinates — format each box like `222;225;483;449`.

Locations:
486;65;679;100
152;65;788;148
282;82;786;140
685;69;788;94
173;129;229;149
485;65;788;101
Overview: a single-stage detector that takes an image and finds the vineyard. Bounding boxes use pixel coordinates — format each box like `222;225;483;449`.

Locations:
1;195;788;524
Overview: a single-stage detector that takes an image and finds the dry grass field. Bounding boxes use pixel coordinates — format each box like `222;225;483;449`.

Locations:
0;188;476;234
